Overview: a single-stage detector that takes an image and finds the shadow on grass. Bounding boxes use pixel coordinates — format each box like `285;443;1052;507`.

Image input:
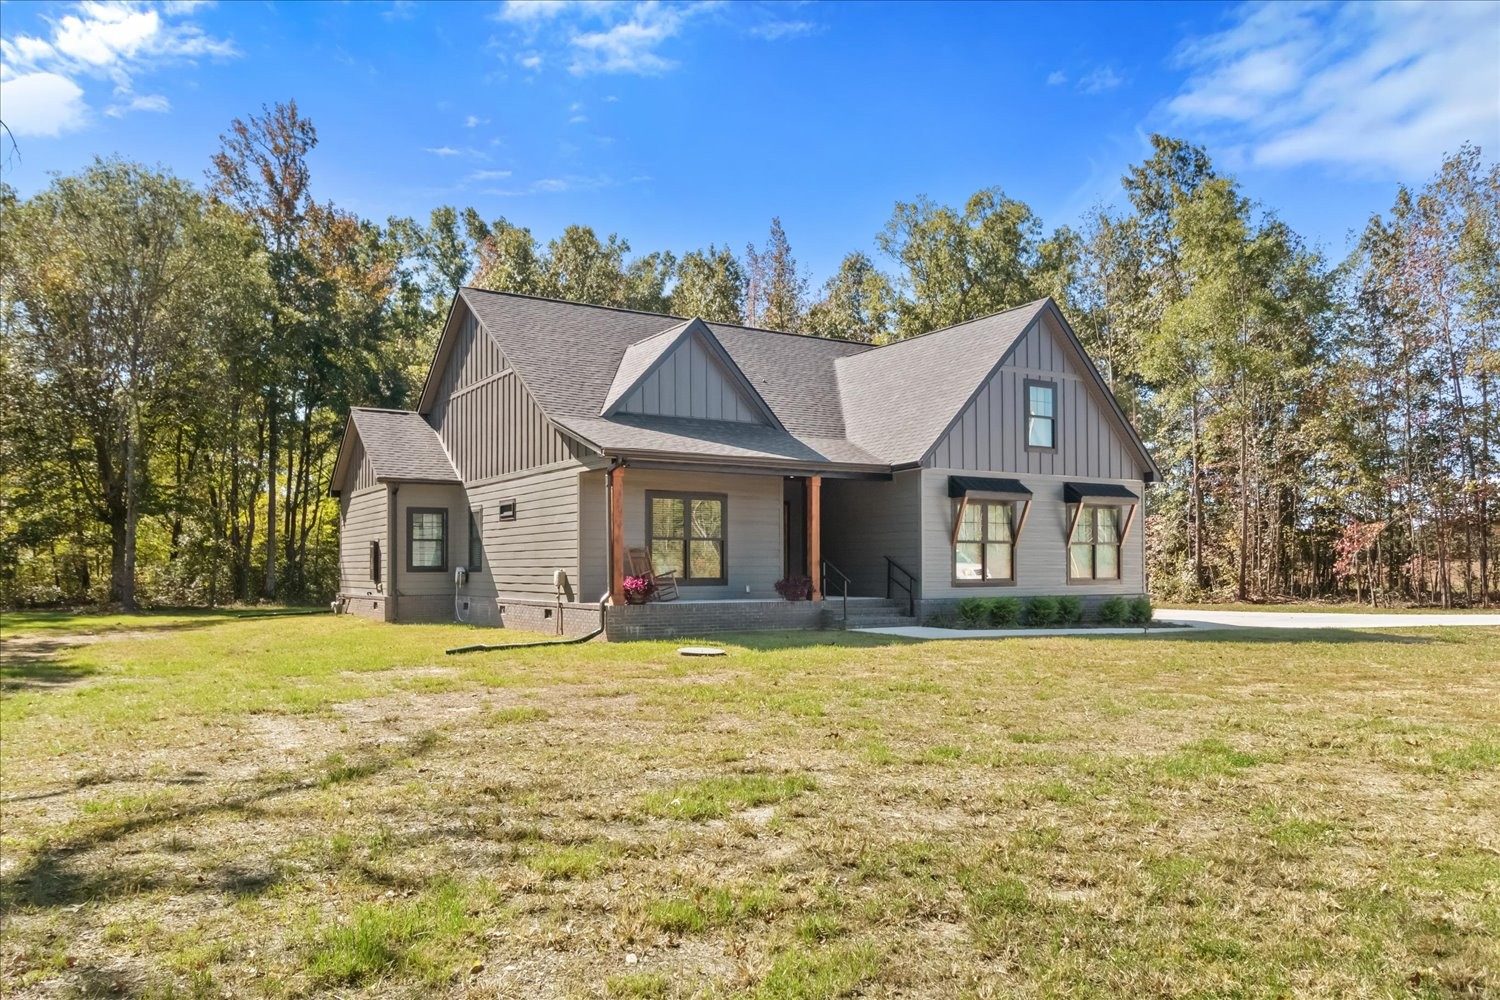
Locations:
1154;627;1440;646
708;630;923;652
0;731;443;911
1;606;326;638
0;650;99;693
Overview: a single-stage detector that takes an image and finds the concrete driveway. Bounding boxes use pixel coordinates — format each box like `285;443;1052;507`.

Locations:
851;608;1500;639
1157;609;1500;631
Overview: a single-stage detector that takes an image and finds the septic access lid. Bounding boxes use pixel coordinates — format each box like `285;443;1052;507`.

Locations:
677;646;726;657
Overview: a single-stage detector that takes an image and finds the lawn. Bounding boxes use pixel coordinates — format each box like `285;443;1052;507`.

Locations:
1;612;1497;998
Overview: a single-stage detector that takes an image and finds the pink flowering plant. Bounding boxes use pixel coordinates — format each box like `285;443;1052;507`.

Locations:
622;575;656;601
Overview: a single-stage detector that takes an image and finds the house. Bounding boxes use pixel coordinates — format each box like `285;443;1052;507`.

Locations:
330;289;1160;639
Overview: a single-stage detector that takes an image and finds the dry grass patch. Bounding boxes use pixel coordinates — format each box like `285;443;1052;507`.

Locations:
1;614;1497;997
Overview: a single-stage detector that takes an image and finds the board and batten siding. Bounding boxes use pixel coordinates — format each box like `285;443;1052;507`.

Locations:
579;468;784;601
338;485;388;595
426;306;585;482
820;471;922;597
918;467;1147;600
615;333;765;423
464;463;586;601
343;437;378;492
925;314;1144;481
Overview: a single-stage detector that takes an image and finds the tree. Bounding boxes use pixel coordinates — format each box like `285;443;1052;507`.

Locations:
671;244;744;322
2;160;251;609
877;188;1043;339
745;218;807;331
803;252;896;343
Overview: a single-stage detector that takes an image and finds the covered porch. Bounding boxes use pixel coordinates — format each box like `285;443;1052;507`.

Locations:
581;460;915;637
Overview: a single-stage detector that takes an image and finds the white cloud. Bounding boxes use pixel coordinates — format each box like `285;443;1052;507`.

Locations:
519;51;543;69
1077;66;1123;94
464;114;488;127
467;168;513;181
426;146;462;156
749;19;815;41
105;91;170;116
1046;70;1066;86
569;3;690;76
0;69;88;136
492;1;721;77
1167;0;1500;176
0;0;235;136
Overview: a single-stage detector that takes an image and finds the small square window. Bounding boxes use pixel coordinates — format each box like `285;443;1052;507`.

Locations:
497;499;517;521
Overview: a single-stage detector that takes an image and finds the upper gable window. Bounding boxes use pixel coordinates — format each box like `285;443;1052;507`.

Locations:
1026;380;1056;450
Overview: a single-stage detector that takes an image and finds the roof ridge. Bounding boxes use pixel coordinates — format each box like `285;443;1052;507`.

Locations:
458;286;877;349
850;298;1051;359
352;406;420;415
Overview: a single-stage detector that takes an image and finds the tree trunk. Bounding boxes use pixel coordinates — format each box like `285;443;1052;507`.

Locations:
1237;415;1249;603
264;390;278;600
121;423;139;613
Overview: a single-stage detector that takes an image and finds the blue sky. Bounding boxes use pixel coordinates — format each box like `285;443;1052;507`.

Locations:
3;0;1498;285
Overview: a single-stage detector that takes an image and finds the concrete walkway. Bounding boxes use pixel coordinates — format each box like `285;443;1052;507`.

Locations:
851;608;1500;640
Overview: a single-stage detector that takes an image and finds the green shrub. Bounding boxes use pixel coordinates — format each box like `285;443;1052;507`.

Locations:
1056;596;1083;625
955;597;990;628
1127;596;1154;626
1098;597;1128;625
1025;596;1060;627
987;597;1021;627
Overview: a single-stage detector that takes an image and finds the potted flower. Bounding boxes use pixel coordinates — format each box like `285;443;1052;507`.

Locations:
622;575;655;604
774;575;813;601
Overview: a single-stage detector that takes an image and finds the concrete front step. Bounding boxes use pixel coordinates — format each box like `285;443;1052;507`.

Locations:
823;601;919;629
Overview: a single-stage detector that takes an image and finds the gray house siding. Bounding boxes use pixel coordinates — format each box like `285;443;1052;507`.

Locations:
389;483;466;622
579;468;785;601
337;484;390;621
918;467;1147;603
345;438;378;492
821;471;922;597
465;462;587;602
615;332;765;423
426;307;585;481
926;314;1145;481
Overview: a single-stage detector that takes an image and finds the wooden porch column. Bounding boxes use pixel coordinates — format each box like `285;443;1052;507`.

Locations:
608;464;625;605
807;474;822;601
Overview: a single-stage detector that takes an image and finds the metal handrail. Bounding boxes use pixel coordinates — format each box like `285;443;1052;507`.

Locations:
884;556;917;617
821;559;851;624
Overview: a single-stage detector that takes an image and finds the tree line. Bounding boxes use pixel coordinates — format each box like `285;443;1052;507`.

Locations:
1;101;1495;608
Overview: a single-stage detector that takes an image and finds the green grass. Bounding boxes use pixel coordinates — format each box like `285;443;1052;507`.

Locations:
641;773;816;821
2;612;1498;997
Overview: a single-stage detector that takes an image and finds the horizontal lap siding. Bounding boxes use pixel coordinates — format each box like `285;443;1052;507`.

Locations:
339;486;387;594
393;483;466;599
464;465;585;601
919;467;1147;599
821;471;922;597
927;315;1142;482
596;470;784;599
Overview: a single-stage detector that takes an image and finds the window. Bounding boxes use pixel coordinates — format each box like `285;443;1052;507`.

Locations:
407;508;447;572
467;507;483;570
954;500;1016;583
497;499;517;521
369;541;382;585
647;492;726;584
1069;505;1121;580
1026;380;1056;450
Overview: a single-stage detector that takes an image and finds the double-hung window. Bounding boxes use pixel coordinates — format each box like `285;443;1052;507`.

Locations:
407;508;448;572
1069;505;1121;580
648;492;726;584
954;500;1016;583
1026;380;1057;450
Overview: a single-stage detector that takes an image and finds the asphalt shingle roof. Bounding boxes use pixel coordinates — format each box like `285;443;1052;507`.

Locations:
441;290;1106;472
349;408;460;483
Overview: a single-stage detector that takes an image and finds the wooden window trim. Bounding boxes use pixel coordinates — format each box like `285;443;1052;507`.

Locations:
406;507;448;573
952;498;1020;587
1066;503;1127;583
645;490;728;586
1024;378;1059;453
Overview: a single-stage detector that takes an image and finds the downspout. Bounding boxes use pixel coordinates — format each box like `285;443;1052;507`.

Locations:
387;485;399;622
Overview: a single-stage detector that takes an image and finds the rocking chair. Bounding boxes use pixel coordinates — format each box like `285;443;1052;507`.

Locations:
625;546;680;602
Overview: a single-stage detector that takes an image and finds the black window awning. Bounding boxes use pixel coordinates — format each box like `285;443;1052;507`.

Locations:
949;476;1033;500
1064;482;1140;503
